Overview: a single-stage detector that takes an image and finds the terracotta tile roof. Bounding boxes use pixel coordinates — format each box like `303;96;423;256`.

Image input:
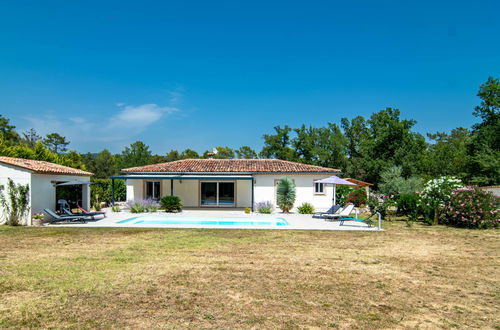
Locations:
0;156;93;176
122;159;340;174
345;178;373;186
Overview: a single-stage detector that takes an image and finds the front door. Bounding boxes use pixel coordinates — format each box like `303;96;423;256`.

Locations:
145;181;161;200
200;181;235;207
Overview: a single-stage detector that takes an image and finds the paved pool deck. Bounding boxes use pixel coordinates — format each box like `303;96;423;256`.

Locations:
45;209;383;231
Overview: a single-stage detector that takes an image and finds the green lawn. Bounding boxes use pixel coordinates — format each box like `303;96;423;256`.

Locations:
0;222;498;329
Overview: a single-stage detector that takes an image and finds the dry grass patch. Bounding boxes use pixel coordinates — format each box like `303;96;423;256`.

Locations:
0;223;498;328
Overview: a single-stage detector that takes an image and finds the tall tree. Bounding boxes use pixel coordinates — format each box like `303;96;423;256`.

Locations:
203;146;235;159
424;128;471;180
120;141;152;168
236;146;257;159
165;150;181;162
0;115;20;146
467;77;500;185
87;149;117;178
22;128;42;148
180;148;200;159
260;125;296;160
43;133;69;154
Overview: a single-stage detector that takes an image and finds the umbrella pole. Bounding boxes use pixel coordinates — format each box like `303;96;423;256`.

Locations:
333;184;336;205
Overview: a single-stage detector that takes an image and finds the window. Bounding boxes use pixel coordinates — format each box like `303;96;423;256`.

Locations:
145;181;161;200
314;182;324;194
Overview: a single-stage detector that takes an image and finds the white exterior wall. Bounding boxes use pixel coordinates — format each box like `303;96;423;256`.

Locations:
236;180;252;208
173;179;199;207
0;164;32;225
126;179;143;200
254;174;334;212
30;174;91;215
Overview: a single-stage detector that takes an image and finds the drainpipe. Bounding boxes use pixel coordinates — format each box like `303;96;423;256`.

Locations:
111;178;115;206
170;179;174;196
251;178;255;212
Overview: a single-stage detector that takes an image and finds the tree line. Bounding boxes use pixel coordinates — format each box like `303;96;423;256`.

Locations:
0;77;498;187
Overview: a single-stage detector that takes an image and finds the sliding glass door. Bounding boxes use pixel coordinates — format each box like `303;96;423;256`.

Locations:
200;181;235;207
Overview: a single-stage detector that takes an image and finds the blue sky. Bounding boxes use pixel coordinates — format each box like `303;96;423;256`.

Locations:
1;0;499;154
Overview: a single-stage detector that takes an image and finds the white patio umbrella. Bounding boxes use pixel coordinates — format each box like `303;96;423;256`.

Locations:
314;176;357;206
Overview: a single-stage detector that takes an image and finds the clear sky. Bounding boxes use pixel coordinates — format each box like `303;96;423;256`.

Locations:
1;0;499;154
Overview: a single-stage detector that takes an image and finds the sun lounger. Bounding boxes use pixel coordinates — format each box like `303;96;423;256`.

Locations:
340;212;377;227
77;205;106;218
313;205;342;218
44;208;87;224
325;204;355;220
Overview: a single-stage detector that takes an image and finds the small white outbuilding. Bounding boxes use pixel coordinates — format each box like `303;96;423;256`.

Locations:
0;156;93;225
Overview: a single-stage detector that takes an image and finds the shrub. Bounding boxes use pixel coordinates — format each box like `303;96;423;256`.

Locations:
90;179;126;204
160;196;182;212
444;187;499;229
0;179;30;226
419;176;463;225
111;205;121;212
346;188;367;207
397;194;420;216
379;165;423;197
255;201;273;214
126;199;159;213
276;177;296;213
336;185;355;205
297;202;315;214
128;202;145;213
244;207;251;214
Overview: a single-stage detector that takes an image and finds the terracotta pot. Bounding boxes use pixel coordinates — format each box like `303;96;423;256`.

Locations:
32;218;44;227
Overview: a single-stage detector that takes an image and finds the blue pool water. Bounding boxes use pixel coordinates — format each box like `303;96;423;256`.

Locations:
116;216;289;226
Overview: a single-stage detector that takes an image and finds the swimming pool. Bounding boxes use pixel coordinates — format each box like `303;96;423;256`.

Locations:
116;216;289;226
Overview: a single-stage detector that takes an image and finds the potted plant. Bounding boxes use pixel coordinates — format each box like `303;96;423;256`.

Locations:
32;213;44;226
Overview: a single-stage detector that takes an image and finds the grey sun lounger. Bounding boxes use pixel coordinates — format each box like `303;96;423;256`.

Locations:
62;207;102;220
325;204;355;220
44;208;87;224
313;205;342;218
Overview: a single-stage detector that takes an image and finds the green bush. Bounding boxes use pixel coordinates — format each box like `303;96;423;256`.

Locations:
444;187;499;229
129;202;145;213
90;179;126;205
347;188;367;206
397;194;420;216
111;205;121;212
276;177;296;213
160;196;182;212
297;202;315;214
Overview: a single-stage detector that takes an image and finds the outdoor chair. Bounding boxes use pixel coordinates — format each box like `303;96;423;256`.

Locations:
313;204;342;218
77;205;106;218
325;204;355;220
44;208;87;224
339;212;378;228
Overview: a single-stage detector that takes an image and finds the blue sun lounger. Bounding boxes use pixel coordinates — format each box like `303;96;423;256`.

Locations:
339;213;378;227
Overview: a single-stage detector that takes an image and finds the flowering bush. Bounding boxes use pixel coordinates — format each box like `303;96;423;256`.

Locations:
419;176;463;224
32;213;44;220
255;201;273;214
346;188;367;207
444;187;499;229
126;199;160;213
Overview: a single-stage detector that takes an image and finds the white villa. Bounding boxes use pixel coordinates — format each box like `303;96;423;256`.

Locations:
113;159;342;212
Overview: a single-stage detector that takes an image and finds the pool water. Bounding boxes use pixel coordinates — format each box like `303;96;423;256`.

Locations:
116;216;289;226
